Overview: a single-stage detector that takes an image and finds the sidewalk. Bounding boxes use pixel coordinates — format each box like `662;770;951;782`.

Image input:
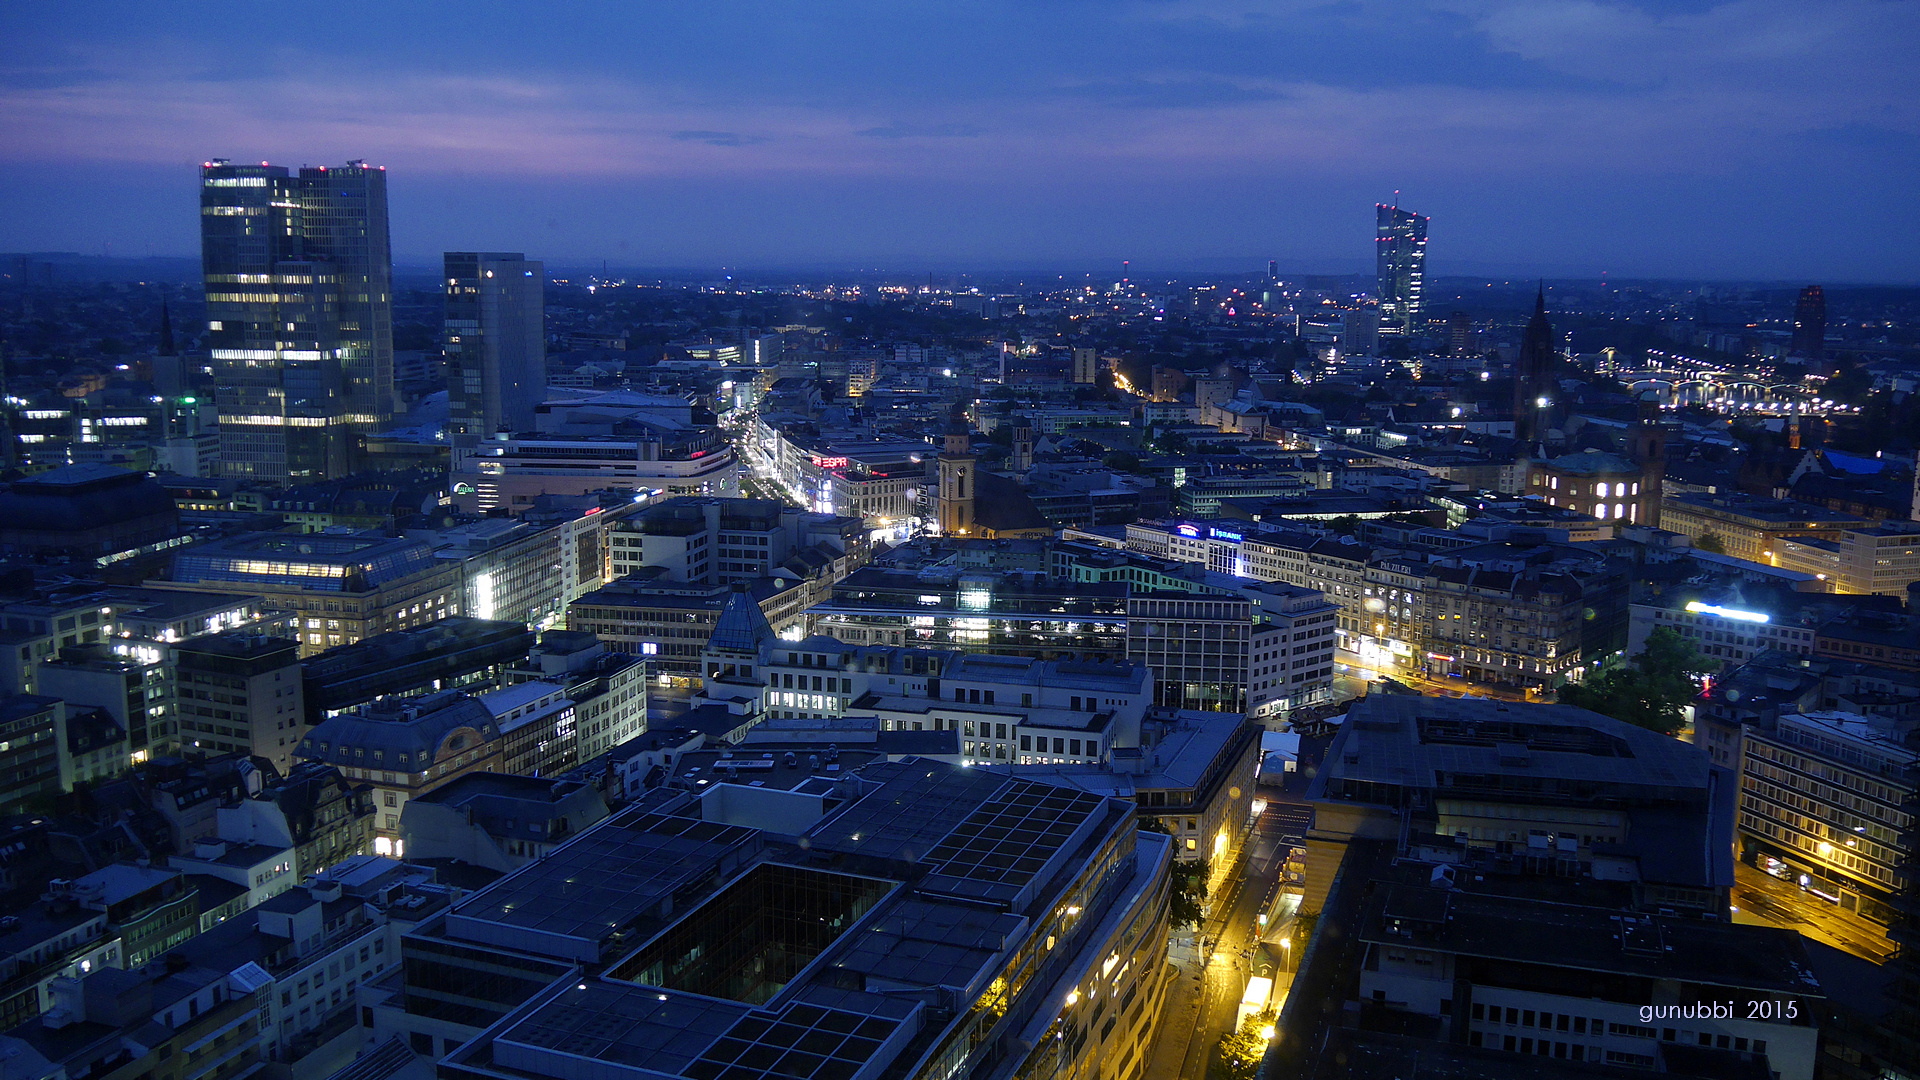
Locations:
1141;957;1204;1080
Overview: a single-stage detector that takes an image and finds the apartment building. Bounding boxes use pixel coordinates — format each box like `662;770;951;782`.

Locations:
1422;544;1625;691
1660;492;1861;565
170;633;304;776
1775;522;1920;595
294;693;504;849
1738;709;1914;931
567;576;807;682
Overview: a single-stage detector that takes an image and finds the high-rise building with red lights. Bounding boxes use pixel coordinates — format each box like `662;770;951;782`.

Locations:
1790;284;1826;360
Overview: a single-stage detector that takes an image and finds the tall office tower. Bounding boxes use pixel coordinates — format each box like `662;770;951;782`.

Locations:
1790;284;1826;359
1513;284;1557;454
1447;310;1472;356
1268;258;1278;280
445;252;545;454
1375;201;1428;334
201;159;394;483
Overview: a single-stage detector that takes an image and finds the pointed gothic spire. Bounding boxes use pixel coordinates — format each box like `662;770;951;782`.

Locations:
158;301;176;357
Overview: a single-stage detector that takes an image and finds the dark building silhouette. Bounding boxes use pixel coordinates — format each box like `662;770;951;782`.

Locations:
0;464;180;561
1447;310;1471;356
1512;284;1557;454
1630;391;1668;527
444;252;545;454
1790;284;1826;359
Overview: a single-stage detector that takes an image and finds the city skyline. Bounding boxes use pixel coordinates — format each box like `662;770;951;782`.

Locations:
2;2;1917;279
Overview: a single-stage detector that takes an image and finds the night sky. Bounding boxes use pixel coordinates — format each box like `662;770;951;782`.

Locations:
3;1;1916;278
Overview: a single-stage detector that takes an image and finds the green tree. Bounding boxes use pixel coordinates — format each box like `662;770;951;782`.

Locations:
1693;532;1726;555
1168;860;1209;930
1557;627;1709;735
1217;1012;1275;1080
1102;451;1143;474
1141;818;1208;928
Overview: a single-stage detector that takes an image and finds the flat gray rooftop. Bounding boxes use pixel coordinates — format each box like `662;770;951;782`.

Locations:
490;979;917;1080
446;806;760;961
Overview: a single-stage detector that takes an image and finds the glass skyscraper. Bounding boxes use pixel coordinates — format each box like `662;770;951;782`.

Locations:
200;159;394;482
1375;202;1428;335
444;252;546;457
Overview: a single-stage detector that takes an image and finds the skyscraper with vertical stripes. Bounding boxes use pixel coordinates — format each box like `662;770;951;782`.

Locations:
1375;202;1428;335
200;159;394;482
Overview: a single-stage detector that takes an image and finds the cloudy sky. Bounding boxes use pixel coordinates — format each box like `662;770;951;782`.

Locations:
2;1;1916;278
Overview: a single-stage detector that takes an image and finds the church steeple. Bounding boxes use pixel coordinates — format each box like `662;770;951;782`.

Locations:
1513;281;1557;455
936;407;976;536
158;300;176;357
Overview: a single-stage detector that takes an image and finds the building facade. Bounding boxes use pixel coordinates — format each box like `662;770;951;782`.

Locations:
162;533;464;657
171;634;305;776
1775;523;1920;596
1737;710;1914;932
364;764;1173;1080
294;694;502;850
444;252;545;453
1659;492;1861;565
1375;203;1428;334
201;160;394;483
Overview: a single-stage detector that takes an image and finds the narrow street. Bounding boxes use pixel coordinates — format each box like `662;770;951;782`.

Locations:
1144;802;1297;1080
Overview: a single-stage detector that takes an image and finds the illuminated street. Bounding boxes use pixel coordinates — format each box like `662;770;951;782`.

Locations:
1333;664;1535;704
1145;802;1297;1080
1731;862;1894;964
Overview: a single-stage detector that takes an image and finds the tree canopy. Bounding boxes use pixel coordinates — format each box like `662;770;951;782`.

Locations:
1141;818;1208;929
1218;1012;1275;1080
1557;627;1709;735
